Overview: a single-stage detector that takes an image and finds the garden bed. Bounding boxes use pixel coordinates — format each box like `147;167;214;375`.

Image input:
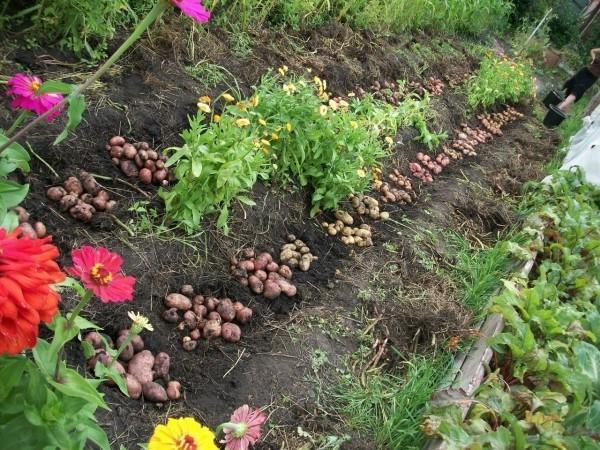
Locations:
0;20;558;449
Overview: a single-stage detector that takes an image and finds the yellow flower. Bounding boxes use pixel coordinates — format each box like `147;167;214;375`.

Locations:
278;65;289;76
286;123;293;132
385;136;394;145
213;114;221;123
251;95;260;107
328;99;338;110
313;76;322;86
261;148;269;156
319;105;328;116
148;417;218;450
347;92;356;97
128;311;153;332
271;132;279;140
283;83;297;94
197;102;211;114
261;139;270;147
356;169;366;178
222;93;235;102
198;95;211;105
236;118;250;127
258;118;267;126
350;121;358;129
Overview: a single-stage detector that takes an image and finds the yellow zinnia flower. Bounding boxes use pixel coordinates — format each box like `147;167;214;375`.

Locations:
198;95;211;105
283;83;297;94
222;93;235;102
356;169;366;178
278;65;289;76
271;132;279;140
236;118;250;127
258;118;267;126
260;139;270;147
197;102;211;114
350;121;358;129
213;114;221;123
251;95;260;107
148;417;218;450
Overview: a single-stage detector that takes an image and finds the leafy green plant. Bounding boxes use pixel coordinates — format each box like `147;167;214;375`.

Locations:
466;53;534;109
0;136;30;230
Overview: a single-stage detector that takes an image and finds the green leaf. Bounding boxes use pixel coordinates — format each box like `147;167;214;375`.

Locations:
49;316;80;357
54;93;85;145
0;357;27;401
81;340;96;359
49;368;108;410
237;195;256;206
32;338;58;377
0;210;19;231
0;180;29;208
573;341;600;396
38;80;75;94
73;315;102;331
94;362;128;397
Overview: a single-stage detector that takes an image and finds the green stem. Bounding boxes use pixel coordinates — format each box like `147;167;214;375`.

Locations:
109;330;138;368
0;0;170;154
26;142;59;177
5;111;29;136
215;422;243;436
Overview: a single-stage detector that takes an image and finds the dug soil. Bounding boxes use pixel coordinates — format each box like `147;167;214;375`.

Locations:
0;20;557;449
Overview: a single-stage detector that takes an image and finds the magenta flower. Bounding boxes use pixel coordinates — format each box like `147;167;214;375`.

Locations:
171;0;211;23
66;246;136;303
6;73;64;121
222;405;267;450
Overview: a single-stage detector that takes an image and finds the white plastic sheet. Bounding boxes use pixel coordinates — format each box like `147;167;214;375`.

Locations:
557;105;600;185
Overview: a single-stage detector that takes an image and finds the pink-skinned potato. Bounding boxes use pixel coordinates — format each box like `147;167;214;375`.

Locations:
84;331;103;349
248;275;263;294
153;352;170;381
203;320;221;339
126;374;142;399
46;186;67;201
127;350;155;385
164;293;192;311
263;279;281;299
143;381;168;403
222;323;242;343
277;279;297;297
131;335;144;353
207;311;222;323
236;307;252;325
193;304;207;318
109;136;126;146
116;335;134;362
166;381;182;401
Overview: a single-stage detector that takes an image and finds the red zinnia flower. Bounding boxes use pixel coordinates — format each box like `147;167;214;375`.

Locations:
6;73;64;121
171;0;211;23
0;228;64;355
223;405;267;450
66;246;135;303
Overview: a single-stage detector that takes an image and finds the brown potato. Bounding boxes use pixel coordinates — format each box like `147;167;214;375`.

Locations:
105;200;117;212
123;143;137;159
182;336;197;351
153;352;170;381
109;136;126;146
162;308;180;323
14;206;29;223
120;160;139;178
84;331;103;349
19;222;37;239
203;320;222;339
138;149;148;161
125;374;142;399
144;159;156;172
236;307;252;325
134;154;144;169
153;169;168;184
79;171;100;195
147;150;158;161
222;323;242;342
263;279;281;299
143;381;168;403
166;380;181;401
69;203;95;222
63;176;83;195
47;186;67;201
127;350;155;385
164;293;192;311
110;146;124;158
193;304;207;318
180;285;194;297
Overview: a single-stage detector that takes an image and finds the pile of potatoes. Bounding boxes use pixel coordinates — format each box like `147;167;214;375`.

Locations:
162;285;253;350
321;219;374;247
478;106;523;136
46;171;115;222
445;123;492;157
445;72;470;88
409;162;433;183
348;196;389;221
375;170;414;205
13;206;47;239
357;81;404;106
84;330;181;404
231;249;297;299
424;77;445;96
280;235;318;272
106;136;171;186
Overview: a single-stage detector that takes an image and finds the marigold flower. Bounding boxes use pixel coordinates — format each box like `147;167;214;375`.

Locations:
149;417;218;450
222;405;267;450
282;83;297;94
213;114;221;123
356;169;366;178
222;93;235;102
170;0;211;23
6;73;64;121
66;246;135;303
319;105;328;116
277;65;288;76
258;118;267;126
0;228;64;355
271;133;279;140
235;118;250;128
250;96;259;107
197;102;211;113
198;95;211;105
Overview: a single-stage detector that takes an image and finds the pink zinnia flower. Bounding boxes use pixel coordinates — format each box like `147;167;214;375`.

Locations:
223;405;267;450
171;0;211;23
6;73;64;121
66;246;135;303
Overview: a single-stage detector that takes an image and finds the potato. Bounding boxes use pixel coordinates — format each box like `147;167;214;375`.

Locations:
92;196;108;212
116;335;135;362
120;160;139;178
238;260;255;272
179;284;194;298
193;295;204;305
127;350;155;385
166;381;181;401
138;149;148;161
222;323;242;343
79;171;100;195
153;169;168;184
164;293;192;311
278;265;293;280
236;307;252;325
147;150;158;161
207;311;222;323
205;297;218;312
109;136;126;146
278;279;297;297
153;352;170;381
232;301;244;312
182;336;197;351
183;310;198;329
193;304;207;318
266;262;279;272
14;206;29;223
59;194;79;211
335;210;353;225
19;222;37;239
155;160;165;170
64;176;83;195
84;331;103;349
139;168;152;184
263;279;281;299
299;256;311;272
47;186;67;201
217;299;236;322
143;381;168;403
110;146;123;158
131;335;144;353
162;308;180;323
203;320;222;339
125;374;142;399
190;329;201;340
287;258;299;267
123;143;137;160
280;248;294;262
144;159;156;172
242;248;255;259
255;270;267;282
69;203;95;222
248;275;263;294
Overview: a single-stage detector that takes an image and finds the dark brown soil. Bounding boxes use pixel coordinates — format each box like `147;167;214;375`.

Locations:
0;19;557;450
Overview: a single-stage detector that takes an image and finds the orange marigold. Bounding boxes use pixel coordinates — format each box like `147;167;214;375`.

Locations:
0;228;64;355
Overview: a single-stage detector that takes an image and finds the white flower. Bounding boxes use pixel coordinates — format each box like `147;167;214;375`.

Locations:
128;311;154;332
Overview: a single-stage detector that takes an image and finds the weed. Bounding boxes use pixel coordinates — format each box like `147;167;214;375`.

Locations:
185;61;230;89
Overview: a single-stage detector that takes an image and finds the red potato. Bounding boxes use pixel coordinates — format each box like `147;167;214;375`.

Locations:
277;279;297;297
193;304;207;318
238;277;249;287
163;308;180;323
69;203;95;222
266;262;279;272
131;335;144;353
222;323;242;343
181;285;194;298
217;300;236;322
236;307;252;325
14;206;29;223
232;301;244;312
155;160;165;170
238;260;255;272
207;311;222;323
116;335;134;362
19;222;37;239
139;168;152;184
263;279;281;299
183;310;198;329
123;144;137;159
254;252;271;270
110;146;124;158
125;374;142;399
193;295;204;305
147;150;158;161
197;318;207;330
143;382;168;403
109;136;126;146
120;160;139;178
166;381;181;401
138;149;148;161
153;352;170;381
144;160;156;172
242;248;255;259
278;265;293;280
84;331;103;349
164;293;192;311
205;297;218;312
63;177;83;195
127;350;155;385
255;270;267;282
190;329;201;340
203;320;222;339
47;186;67;201
153;169;168;184
248;275;263;295
80;171;100;195
59;194;79;211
